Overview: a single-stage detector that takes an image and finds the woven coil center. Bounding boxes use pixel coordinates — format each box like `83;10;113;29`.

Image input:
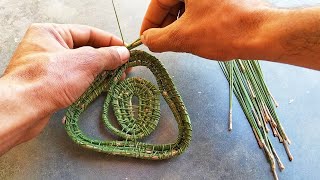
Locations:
111;77;160;140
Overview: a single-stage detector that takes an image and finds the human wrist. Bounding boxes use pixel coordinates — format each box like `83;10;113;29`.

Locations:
271;7;320;69
0;77;43;153
232;7;285;61
0;77;52;126
241;7;320;69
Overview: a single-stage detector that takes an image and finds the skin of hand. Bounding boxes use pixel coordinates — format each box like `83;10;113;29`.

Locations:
140;0;320;70
0;23;130;155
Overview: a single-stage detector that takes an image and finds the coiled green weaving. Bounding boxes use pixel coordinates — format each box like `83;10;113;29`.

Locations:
64;50;192;160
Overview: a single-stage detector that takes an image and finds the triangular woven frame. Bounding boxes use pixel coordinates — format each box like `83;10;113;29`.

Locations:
65;50;192;160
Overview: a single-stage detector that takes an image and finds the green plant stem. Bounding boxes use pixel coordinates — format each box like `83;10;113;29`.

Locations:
228;61;234;131
219;59;292;180
112;0;125;44
127;38;142;50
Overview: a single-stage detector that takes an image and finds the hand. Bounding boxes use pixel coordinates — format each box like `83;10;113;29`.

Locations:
0;23;130;153
3;23;130;109
140;0;270;60
140;0;320;70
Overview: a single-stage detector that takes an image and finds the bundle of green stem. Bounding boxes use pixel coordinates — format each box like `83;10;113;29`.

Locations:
219;60;293;180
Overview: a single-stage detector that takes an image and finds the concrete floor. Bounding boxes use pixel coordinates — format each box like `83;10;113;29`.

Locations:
0;0;320;180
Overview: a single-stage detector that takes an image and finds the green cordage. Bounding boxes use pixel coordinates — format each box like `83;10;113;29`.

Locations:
65;49;192;160
219;60;292;180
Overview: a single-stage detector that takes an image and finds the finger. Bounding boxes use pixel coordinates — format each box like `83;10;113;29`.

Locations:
71;46;130;74
178;3;185;18
160;3;183;28
59;24;124;48
120;72;126;81
140;0;180;34
97;46;130;70
126;67;133;74
141;18;185;52
27;23;124;49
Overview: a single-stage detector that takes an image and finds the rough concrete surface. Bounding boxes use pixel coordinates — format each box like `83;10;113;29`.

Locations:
0;0;320;180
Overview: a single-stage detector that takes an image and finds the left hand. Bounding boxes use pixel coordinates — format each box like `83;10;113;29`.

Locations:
0;23;130;151
3;23;130;110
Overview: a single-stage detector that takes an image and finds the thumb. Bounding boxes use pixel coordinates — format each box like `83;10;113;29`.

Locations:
97;46;130;70
141;22;184;52
72;46;130;73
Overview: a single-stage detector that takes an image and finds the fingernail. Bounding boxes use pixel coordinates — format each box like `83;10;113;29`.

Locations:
116;46;130;62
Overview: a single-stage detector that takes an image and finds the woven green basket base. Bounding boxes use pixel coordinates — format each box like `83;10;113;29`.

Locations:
65;50;192;160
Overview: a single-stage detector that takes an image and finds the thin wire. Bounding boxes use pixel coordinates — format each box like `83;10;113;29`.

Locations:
112;0;125;45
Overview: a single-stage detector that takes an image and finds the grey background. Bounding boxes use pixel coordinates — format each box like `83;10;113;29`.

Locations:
0;0;320;180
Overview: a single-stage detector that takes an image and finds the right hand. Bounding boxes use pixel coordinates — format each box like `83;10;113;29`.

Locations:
140;0;272;61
